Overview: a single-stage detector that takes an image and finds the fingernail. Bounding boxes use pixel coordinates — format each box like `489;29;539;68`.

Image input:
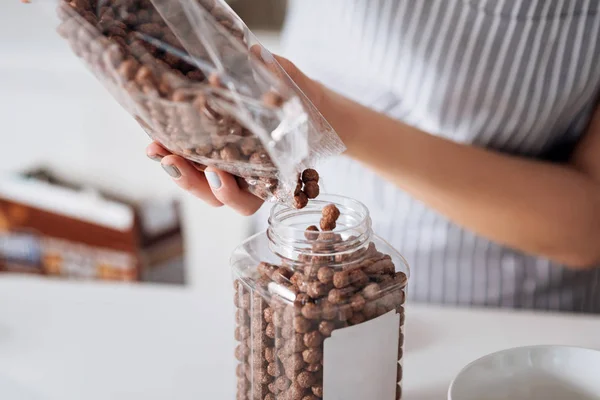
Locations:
148;154;164;162
161;163;181;179
205;171;222;189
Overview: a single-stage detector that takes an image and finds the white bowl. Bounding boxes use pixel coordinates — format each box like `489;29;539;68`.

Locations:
448;345;600;400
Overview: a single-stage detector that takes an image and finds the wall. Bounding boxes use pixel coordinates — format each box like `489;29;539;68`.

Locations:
230;0;287;30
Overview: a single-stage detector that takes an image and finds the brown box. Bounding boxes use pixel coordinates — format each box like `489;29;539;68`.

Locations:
0;168;185;284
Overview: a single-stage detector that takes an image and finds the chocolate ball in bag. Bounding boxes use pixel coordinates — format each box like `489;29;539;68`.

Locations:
57;0;334;208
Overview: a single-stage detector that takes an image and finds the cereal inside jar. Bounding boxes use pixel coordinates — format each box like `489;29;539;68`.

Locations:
231;195;409;400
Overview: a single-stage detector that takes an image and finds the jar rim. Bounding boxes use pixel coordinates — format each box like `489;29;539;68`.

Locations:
268;194;370;235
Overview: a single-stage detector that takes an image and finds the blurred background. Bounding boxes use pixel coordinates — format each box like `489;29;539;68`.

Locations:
0;0;284;288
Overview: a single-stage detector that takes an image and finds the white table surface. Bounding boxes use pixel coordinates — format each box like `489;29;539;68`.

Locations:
0;276;599;400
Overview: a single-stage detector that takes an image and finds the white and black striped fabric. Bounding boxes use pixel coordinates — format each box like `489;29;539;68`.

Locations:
253;0;600;312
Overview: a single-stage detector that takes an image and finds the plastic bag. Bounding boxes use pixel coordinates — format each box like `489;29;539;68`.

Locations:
54;0;345;207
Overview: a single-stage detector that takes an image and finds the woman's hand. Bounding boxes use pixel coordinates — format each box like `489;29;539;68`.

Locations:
146;49;327;216
146;142;263;216
254;50;600;268
146;45;600;267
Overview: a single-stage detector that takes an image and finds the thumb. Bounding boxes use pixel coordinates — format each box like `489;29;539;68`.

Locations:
250;45;325;109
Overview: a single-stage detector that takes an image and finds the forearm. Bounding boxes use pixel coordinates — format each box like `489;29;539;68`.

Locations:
321;90;600;268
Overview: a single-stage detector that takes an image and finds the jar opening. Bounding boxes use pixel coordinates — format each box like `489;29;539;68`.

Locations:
267;194;372;264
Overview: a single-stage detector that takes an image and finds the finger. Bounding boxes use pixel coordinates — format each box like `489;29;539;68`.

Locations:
250;45;299;83
146;141;172;162
146;142;208;171
272;54;326;108
250;45;324;108
160;155;223;208
204;167;263;216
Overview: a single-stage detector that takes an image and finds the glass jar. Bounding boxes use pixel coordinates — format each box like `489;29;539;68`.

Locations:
231;195;409;400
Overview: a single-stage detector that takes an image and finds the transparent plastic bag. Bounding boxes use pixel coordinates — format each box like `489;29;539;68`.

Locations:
55;0;345;206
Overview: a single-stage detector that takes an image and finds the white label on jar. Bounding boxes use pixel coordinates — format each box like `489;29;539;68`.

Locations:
323;310;400;400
